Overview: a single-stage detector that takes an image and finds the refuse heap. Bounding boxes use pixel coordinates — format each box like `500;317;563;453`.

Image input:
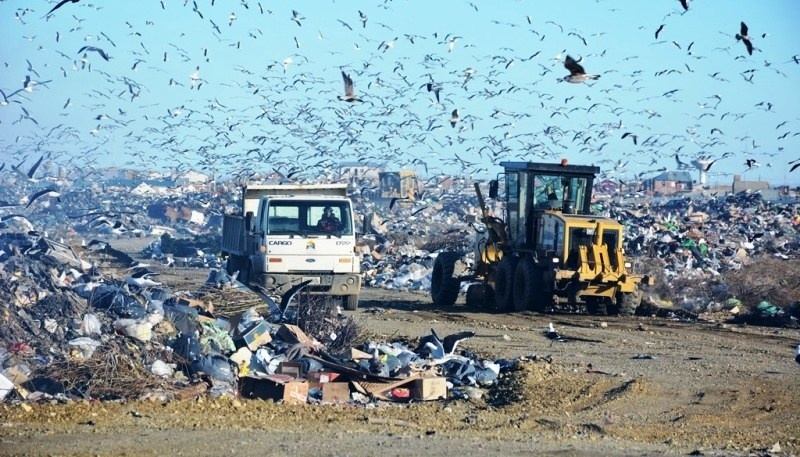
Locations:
358;191;800;317
0;231;515;405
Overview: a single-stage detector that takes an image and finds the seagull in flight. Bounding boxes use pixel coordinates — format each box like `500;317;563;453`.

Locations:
78;45;109;61
338;71;361;102
25;188;61;208
44;0;80;17
291;10;304;27
424;81;443;103
735;21;753;55
14;154;45;181
561;55;600;83
450;109;460;128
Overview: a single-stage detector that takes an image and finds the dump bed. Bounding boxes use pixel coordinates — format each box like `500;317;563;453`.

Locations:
221;214;247;255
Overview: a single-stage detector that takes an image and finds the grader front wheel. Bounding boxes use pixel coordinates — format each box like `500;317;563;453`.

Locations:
615;287;643;316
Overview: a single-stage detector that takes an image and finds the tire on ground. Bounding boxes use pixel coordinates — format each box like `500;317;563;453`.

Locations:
239;259;252;286
227;255;248;284
431;252;462;307
512;256;543;311
615;286;642;316
466;283;494;308
343;294;359;311
494;256;519;311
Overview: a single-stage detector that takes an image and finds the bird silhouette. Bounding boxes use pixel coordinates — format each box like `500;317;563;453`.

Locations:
338;71;361;102
43;0;80;17
25;188;61;208
562;55;600;83
78;45;110;61
450;109;460;127
735;21;753;55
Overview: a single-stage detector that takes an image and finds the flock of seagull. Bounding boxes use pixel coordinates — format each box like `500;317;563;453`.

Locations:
0;0;798;193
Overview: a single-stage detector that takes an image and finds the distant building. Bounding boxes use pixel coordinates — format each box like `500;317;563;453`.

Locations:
643;171;693;195
732;174;770;194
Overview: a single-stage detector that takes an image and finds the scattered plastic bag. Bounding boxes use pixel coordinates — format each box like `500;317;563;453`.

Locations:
114;318;153;342
199;322;236;354
150;360;175;378
68;337;101;359
82;313;102;336
756;301;779;317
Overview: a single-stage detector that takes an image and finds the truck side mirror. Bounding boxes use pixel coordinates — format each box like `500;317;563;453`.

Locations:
488;180;498;199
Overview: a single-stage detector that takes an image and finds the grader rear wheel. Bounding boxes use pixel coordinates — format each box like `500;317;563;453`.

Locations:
431;252;462;307
466;283;494;308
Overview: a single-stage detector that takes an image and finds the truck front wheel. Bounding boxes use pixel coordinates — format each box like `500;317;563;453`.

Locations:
226;255;247;283
431;252;461;307
343;294;359;311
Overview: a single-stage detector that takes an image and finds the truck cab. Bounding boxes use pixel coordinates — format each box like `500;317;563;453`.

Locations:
222;184;361;310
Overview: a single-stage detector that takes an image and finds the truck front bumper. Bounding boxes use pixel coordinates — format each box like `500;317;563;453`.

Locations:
256;272;362;296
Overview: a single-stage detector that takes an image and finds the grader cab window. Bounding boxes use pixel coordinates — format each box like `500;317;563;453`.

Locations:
533;175;590;213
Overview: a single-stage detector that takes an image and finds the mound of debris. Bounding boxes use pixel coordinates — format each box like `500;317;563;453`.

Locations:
0;232;529;406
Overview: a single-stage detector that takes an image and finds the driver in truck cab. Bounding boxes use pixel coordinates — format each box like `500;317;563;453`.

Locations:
317;206;341;232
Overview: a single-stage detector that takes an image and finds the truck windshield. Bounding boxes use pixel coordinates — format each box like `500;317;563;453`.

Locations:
266;200;353;236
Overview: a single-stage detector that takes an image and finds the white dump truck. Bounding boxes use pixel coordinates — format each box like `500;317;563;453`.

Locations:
221;183;361;310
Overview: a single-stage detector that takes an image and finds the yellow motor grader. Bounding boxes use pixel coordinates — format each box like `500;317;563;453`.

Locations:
430;161;651;315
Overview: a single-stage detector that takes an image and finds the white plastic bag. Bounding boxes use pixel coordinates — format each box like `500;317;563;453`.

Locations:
68;337;101;359
149;360;175;378
82;313;102;336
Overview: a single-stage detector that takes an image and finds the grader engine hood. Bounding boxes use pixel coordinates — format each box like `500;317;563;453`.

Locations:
542;212;644;291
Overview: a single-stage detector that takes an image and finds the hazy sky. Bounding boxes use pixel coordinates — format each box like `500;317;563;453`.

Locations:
1;0;798;186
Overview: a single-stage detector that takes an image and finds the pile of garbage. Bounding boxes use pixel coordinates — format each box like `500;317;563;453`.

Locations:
0;231;519;405
357;191;800;317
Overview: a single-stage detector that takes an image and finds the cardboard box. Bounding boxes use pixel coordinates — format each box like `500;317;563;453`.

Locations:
1;367;30;399
277;361;302;379
236;321;272;351
239;376;308;405
0;373;13;401
276;324;313;346
321;382;351;403
411;377;447;401
349;348;372;360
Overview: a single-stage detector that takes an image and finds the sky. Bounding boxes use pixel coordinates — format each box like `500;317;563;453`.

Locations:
0;0;799;187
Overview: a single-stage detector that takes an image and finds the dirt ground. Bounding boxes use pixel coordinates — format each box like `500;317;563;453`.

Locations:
1;238;799;456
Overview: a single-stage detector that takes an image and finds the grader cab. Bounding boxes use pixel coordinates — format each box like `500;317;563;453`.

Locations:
430;161;650;315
